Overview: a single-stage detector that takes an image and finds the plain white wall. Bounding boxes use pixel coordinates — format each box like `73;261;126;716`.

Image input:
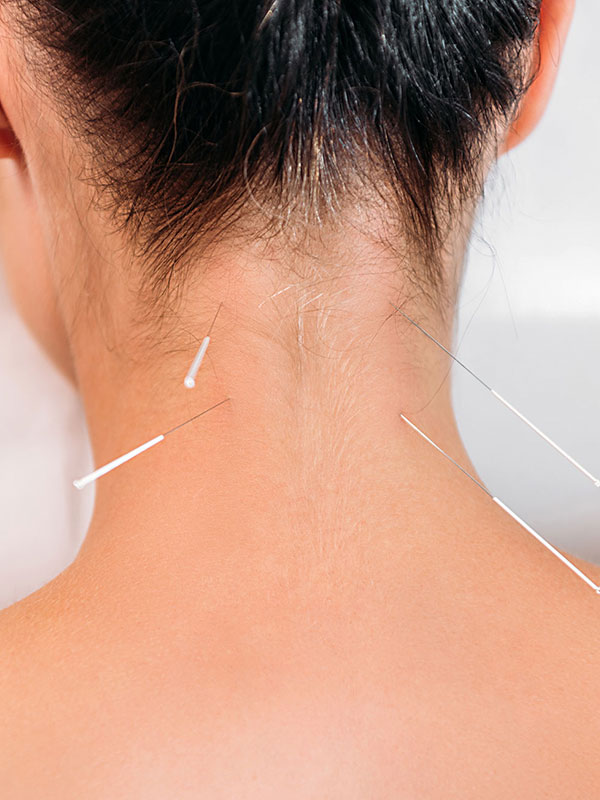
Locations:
452;0;600;564
1;1;599;609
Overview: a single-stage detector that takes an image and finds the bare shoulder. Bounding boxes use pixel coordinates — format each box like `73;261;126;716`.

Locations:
566;551;600;584
554;546;600;593
2;544;600;799
0;572;88;789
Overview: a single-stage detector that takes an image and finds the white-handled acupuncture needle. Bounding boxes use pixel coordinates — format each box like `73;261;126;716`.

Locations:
73;397;231;490
184;302;223;389
391;303;600;489
399;412;600;595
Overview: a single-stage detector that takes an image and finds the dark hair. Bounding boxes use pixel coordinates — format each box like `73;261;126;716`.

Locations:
11;0;541;301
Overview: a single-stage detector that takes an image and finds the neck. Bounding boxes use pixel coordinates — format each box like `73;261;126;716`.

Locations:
67;228;481;595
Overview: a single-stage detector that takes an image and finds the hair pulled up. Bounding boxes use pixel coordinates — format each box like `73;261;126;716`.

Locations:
11;0;541;297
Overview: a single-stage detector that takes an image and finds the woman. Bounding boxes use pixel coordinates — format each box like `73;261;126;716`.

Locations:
0;0;595;796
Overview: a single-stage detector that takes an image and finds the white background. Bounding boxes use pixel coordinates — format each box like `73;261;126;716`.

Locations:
1;2;599;609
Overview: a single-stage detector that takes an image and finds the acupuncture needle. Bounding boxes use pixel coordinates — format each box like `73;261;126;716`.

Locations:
399;412;600;594
73;397;231;490
391;302;600;489
184;302;223;389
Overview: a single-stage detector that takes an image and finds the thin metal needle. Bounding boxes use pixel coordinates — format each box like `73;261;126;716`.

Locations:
184;303;223;389
73;397;231;490
391;302;600;488
400;413;493;497
163;397;231;436
206;302;223;337
400;412;600;595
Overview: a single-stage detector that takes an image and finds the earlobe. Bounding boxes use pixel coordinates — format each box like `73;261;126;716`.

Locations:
0;104;22;160
0;117;77;384
0;54;78;385
499;0;576;155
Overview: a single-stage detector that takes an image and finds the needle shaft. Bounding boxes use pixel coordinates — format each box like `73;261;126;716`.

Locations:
73;398;230;489
400;411;600;594
391;303;600;488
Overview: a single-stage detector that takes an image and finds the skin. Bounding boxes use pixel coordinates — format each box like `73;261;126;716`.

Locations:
2;1;598;796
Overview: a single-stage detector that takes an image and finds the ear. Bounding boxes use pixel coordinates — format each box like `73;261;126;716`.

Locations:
499;0;576;155
0;105;77;384
0;103;22;159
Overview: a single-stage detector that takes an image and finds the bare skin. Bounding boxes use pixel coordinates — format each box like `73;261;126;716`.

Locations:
2;0;597;796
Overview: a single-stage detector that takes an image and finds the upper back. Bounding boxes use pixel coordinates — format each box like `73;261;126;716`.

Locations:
1;513;600;799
